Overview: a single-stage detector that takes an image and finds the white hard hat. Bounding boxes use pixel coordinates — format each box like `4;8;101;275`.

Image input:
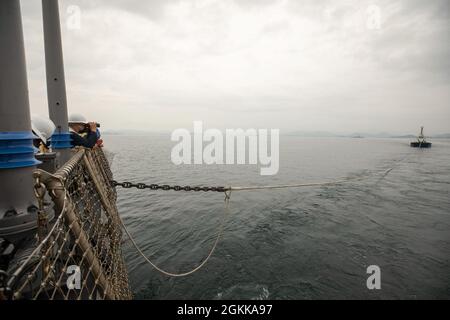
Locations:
31;114;56;144
68;113;87;124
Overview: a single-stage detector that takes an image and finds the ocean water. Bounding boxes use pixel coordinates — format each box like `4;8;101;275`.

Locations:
104;135;450;299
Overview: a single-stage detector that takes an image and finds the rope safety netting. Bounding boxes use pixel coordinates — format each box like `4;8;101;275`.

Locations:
5;148;132;300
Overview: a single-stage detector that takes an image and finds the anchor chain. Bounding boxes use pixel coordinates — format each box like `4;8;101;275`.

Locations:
110;180;229;193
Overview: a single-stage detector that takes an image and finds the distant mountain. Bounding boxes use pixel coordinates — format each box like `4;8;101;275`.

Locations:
286;131;450;139
351;132;397;138
285;131;338;137
431;133;450;139
102;129;168;135
287;131;410;138
390;134;416;139
102;129;450;139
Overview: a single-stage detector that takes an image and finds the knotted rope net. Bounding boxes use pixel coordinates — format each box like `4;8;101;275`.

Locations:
6;147;132;300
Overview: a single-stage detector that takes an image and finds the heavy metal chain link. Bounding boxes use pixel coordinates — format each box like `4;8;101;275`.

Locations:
110;180;229;193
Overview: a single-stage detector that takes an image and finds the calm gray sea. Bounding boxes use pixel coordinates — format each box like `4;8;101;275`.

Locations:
104;134;450;299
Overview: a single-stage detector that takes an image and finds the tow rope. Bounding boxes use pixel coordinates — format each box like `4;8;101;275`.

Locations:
113;167;395;277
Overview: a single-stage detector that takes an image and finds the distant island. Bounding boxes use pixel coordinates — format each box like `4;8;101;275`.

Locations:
101;129;450;139
284;131;450;139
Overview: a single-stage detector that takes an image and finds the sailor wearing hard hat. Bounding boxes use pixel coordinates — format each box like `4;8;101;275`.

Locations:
31;114;56;154
68;113;100;148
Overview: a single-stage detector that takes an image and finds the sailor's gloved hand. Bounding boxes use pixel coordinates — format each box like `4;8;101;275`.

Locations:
96;139;104;148
88;122;97;132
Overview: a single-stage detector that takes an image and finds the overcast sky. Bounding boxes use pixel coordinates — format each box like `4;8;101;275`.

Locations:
21;0;449;134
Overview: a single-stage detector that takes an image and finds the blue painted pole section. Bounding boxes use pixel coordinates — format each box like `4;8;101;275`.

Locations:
50;132;72;149
0;132;41;169
0;0;41;240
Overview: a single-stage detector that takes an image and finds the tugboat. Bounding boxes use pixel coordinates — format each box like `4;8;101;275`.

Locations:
410;126;432;148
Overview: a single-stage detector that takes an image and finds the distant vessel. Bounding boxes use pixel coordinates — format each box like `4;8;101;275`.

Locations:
410;127;432;148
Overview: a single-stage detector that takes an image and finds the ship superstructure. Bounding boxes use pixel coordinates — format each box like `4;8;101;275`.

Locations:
0;0;131;300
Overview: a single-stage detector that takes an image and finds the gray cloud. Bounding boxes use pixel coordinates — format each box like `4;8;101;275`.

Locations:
20;0;450;134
